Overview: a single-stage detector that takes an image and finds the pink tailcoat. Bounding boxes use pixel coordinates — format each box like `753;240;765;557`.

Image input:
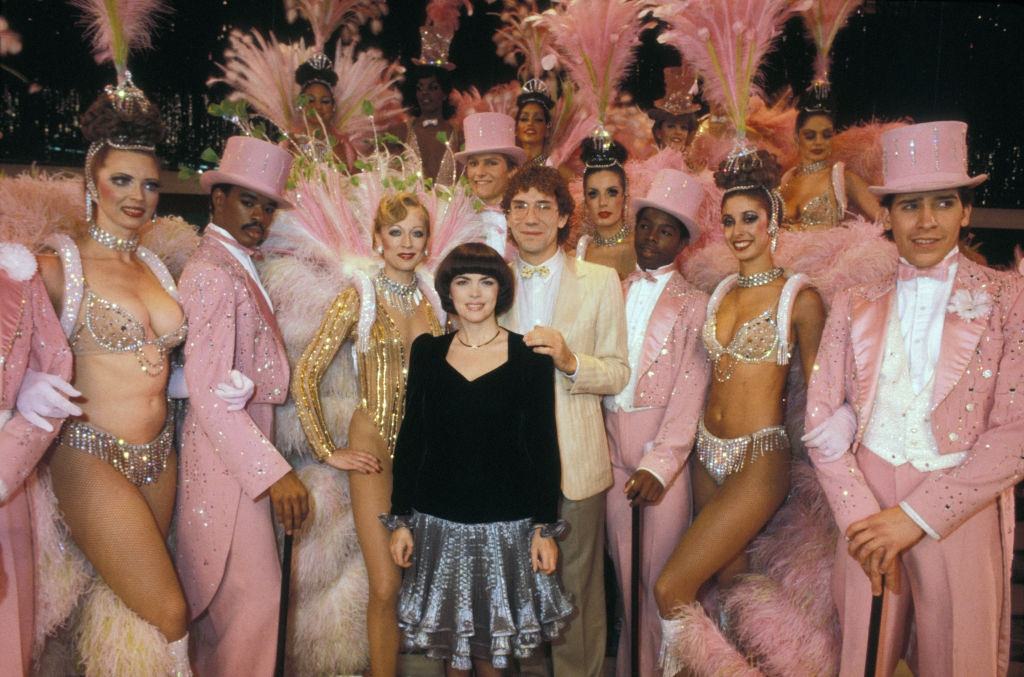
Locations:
604;271;709;677
0;271;72;676
176;237;292;672
806;254;1024;675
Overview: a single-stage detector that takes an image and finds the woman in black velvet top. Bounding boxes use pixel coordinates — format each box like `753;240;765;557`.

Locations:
383;242;573;675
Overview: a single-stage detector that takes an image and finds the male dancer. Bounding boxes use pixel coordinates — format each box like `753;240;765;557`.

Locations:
603;170;710;676
455;111;525;258
176;136;309;675
501;164;629;676
0;243;77;676
805;121;1024;676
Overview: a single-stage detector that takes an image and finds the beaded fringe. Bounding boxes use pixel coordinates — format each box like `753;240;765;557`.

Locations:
696;419;789;485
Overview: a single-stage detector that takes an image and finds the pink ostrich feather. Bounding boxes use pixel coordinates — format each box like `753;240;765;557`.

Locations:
539;0;647;124
747;92;799;166
663;603;764;677
285;0;387;51
546;84;598;169
654;0;808;140
426;0;474;37
209;30;312;134
284;165;373;261
70;0;170;73
450;81;520;131
605;96;658;161
831;119;907;185
418;186;487;274
0;170;83;250
801;0;862;82
330;42;406;153
493;0;557;81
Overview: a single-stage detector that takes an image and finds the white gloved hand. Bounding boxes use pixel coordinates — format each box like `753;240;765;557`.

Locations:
801;403;857;462
167;364;189;399
214;370;255;412
15;369;82;432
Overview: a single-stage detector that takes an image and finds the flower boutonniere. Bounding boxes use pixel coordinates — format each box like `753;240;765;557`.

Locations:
947;288;993;322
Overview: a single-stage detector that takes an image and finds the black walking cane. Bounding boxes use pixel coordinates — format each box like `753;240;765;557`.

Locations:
864;576;884;677
631;503;643;677
274;533;294;677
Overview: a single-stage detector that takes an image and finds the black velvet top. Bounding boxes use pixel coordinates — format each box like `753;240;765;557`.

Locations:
390;331;561;525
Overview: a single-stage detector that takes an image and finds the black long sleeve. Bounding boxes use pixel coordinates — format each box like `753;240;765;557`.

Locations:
388;332;562;525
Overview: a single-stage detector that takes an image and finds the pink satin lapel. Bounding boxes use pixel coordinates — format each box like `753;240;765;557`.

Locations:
931;273;988;408
638;274;687;377
0;275;28;405
241;272;287;363
850;287;894;417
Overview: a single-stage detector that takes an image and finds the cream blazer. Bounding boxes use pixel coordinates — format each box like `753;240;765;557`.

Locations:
501;255;629;500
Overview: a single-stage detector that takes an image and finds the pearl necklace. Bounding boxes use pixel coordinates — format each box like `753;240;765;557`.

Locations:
795;159;830;176
591;222;631;247
89;222;139;252
737;266;784;288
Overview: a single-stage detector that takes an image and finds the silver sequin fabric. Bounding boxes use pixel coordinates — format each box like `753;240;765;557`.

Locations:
398;511;575;670
695;418;789;485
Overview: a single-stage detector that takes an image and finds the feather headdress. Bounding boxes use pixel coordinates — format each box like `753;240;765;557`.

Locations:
654;0;809;144
800;0;862;87
493;0;558;81
210;31;405;158
426;0;475;37
284;0;387;51
70;0;170;78
539;0;646;125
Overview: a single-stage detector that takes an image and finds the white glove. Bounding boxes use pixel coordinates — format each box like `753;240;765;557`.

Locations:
167;364;189;399
15;369;82;432
801;403;857;462
214;370;255;412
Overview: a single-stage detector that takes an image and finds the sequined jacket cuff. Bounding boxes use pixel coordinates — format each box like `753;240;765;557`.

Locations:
379;513;414;531
532;519;569;539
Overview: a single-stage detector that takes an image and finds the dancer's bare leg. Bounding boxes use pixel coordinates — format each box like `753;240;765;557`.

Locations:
348;411;401;677
654;449;789;615
49;445;187;641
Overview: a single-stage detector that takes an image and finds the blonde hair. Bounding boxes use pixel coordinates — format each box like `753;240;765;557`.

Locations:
373;192;430;234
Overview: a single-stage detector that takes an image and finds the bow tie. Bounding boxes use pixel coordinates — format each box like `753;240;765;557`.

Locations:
520;264;551;280
626;269;658;284
897;256;954;282
421;118;439;127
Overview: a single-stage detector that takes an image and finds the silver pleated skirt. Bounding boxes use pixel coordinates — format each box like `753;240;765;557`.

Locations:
397;511;575;670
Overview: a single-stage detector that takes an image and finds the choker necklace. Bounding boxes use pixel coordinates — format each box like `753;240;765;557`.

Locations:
737;266;784;288
795;159;830;176
89;222;139;252
591;222;630;247
456;328;502;349
374;270;421;317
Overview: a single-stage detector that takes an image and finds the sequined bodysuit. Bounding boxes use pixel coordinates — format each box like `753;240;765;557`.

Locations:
293;286;443;461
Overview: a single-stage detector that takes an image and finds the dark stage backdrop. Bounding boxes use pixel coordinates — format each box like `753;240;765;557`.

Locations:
2;0;1022;210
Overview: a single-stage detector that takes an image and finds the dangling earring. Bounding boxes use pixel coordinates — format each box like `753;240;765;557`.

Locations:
375;245;384;255
85;191;93;222
151;211;158;224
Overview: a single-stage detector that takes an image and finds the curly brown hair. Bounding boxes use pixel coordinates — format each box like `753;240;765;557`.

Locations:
80;91;165;148
501;164;575;244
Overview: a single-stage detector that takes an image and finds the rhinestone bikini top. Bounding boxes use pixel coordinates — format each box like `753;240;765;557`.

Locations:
70;288;187;366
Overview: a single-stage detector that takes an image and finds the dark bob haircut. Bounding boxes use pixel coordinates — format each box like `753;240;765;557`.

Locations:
434;242;515;317
501;164;575;244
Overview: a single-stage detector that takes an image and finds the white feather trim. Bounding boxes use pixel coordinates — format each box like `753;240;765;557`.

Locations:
0;242;37;281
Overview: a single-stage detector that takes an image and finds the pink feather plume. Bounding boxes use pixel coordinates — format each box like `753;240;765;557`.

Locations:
70;0;170;74
329;42;407;154
425;0;474;37
450;81;520;130
284;165;373;261
539;0;647;123
654;0;809;140
800;0;862;83
492;0;558;81
285;0;387;51
418;187;488;273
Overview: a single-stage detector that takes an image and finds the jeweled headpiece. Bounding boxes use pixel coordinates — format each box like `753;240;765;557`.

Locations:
583;125;622;170
517;78;554;111
649;65;701;119
412;26;456;71
295;51;338;90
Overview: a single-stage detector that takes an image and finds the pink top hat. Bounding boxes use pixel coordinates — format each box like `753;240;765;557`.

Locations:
631;168;704;241
454;112;527;166
200;136;294;208
868;121;987;196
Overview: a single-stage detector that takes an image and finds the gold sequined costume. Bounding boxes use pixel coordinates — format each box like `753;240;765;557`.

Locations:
293;286;443;461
